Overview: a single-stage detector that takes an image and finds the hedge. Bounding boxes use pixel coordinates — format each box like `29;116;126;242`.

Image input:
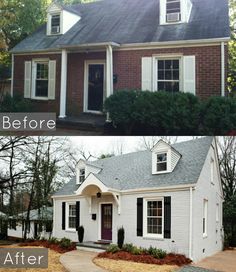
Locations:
104;90;236;135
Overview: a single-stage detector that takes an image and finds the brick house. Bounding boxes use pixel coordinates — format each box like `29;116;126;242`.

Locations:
11;0;230;118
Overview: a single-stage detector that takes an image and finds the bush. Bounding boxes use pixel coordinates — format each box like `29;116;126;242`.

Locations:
104;90;200;134
0;94;33;112
107;244;120;253
104;90;236;135
148;246;167;259
59;237;73;248
117;227;125;249
77;226;84;243
200;96;236;135
122;243;134;252
48;237;59;244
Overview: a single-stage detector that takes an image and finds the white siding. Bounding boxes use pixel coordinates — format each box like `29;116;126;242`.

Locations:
62;10;81;34
53;191;190;257
192;140;223;261
171;150;181;171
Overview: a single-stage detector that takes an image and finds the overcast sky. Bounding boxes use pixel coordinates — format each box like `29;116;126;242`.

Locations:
69;136;194;158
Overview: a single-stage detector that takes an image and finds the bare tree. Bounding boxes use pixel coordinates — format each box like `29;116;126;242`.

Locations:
138;136;178;150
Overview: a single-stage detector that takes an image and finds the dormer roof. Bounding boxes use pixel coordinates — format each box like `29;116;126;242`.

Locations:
12;0;230;54
53;137;214;196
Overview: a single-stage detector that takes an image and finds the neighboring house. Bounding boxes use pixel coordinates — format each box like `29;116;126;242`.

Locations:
11;0;229;118
8;207;53;240
52;137;224;262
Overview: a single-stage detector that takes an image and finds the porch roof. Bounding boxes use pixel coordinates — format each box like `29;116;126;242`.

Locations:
11;0;229;54
54;137;213;196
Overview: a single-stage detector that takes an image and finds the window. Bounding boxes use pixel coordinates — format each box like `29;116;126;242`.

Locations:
157;59;180;93
156;153;167;172
203;199;208;237
51;14;61;34
210;159;214;184
145;199;163;237
79;168;85;184
35;62;49;98
216;203;219;222
166;0;181;22
68;204;76;230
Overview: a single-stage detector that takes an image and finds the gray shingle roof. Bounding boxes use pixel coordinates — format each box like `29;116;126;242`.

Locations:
54;137;213;196
12;0;229;53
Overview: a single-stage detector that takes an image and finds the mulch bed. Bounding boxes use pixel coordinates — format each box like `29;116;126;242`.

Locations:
18;240;76;253
97;251;192;266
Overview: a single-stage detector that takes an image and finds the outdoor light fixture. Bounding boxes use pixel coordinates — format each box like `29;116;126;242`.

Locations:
97;192;101;198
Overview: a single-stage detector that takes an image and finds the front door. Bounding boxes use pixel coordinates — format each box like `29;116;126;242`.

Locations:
101;204;112;241
87;64;104;112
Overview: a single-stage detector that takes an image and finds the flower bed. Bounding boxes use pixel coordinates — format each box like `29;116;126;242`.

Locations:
98;249;191;266
19;238;76;253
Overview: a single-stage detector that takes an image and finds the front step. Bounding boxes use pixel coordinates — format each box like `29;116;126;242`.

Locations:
76;241;110;252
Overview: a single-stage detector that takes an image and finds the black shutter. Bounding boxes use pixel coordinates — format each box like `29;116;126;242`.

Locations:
164;196;171;239
62;202;66;230
76;201;80;230
137;198;143;236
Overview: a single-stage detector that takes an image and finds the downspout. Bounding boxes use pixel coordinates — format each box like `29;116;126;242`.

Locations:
221;42;225;97
189;186;193;260
11;54;14;97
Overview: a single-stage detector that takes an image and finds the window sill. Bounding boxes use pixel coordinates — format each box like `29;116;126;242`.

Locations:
31;97;50;101
143;236;164;241
65;229;76;233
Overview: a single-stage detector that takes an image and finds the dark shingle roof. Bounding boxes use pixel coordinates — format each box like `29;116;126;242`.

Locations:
12;0;229;53
54;137;213;196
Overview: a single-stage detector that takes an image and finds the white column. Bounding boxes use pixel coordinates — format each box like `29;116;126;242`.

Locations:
221;42;225;97
59;49;68;118
106;45;113;98
189;186;193;260
11;54;14;97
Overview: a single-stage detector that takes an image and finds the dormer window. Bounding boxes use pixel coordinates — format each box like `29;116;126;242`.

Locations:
79;168;85;184
51;14;61;34
166;0;181;23
156;153;167;172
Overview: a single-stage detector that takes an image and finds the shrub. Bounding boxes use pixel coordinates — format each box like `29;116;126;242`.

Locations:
117;227;125;249
0;94;33;112
48;237;59;244
107;244;120;253
122;243;134;252
148;246;167;259
131;246;144;255
200;96;236;135
59;237;73;248
104;90;200;134
77;226;84;243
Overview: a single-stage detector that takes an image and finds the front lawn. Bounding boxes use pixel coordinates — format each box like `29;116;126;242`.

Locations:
94;258;178;272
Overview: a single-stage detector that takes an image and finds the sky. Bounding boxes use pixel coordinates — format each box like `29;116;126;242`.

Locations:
69;136;194;158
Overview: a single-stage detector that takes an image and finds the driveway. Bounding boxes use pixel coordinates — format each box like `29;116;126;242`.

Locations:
192;249;236;272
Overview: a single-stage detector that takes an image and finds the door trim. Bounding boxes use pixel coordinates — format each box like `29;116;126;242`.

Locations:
84;60;106;114
98;202;113;241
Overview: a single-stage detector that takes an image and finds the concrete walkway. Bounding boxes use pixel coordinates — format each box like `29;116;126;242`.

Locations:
191;249;236;272
60;250;106;272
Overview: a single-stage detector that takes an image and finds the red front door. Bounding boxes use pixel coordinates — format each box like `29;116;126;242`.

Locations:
101;204;112;241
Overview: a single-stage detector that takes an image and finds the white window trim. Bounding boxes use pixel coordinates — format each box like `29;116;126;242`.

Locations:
153;55;183;93
152;148;171;174
203;199;208;238
143;197;164;239
166;0;182;23
49;12;62;36
66;202;76;232
31;59;50;100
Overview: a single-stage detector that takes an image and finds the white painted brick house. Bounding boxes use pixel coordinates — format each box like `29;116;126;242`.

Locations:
52;137;223;261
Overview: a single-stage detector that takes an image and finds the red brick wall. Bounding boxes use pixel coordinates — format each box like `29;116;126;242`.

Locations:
14;54;61;115
13;45;226;116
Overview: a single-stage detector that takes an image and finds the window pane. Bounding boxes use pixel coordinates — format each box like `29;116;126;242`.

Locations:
157;153;167;162
158;82;165;91
165;70;172;80
36;80;48;97
158;70;164;80
157;162;167;172
165;60;172;69
173;60;179;69
158;60;164;69
173;70;179;80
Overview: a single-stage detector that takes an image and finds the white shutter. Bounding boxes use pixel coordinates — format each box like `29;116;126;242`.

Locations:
183;56;196;95
24;61;32;98
142;57;152;91
48;60;56;100
160;0;167;24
